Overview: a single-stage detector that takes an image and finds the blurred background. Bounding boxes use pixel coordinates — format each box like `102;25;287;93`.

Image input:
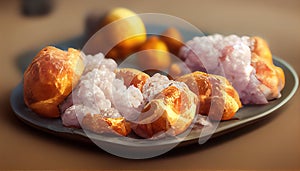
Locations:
1;0;300;74
0;0;299;170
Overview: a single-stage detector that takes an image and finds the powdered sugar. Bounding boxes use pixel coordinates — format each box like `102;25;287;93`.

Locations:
180;34;268;104
60;52;144;127
60;51;192;127
142;73;188;102
111;79;144;121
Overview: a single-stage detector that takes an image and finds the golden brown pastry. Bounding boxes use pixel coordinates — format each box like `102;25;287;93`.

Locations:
179;34;285;104
132;84;198;138
23;46;84;118
82;113;131;136
115;68;150;92
176;71;242;120
251;36;285;99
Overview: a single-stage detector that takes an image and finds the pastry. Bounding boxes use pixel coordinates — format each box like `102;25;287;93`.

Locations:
82;110;131;136
250;36;285;100
115;68;150;92
132;73;198;138
23;46;84;118
176;71;242;120
59;52;142;136
179;34;285;104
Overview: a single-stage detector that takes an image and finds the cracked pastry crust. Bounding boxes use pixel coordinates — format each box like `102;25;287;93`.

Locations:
132;83;198;138
115;68;150;92
250;37;285;100
176;71;242;120
23;46;84;118
82;113;131;136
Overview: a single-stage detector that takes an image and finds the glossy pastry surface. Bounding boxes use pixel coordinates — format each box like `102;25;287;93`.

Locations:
23;46;84;118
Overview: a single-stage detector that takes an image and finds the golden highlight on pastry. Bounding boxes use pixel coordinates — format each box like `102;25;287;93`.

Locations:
23;46;84;118
82;113;131;136
251;36;285;100
176;71;242;120
132;74;198;138
133;86;198;138
115;68;150;92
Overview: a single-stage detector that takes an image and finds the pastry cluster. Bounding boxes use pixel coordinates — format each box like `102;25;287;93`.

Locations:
179;35;285;104
23;8;285;138
23;46;243;138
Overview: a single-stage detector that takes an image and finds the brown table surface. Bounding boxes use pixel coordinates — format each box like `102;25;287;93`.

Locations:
1;0;300;170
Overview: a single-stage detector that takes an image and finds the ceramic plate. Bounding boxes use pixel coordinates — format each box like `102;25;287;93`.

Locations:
10;56;298;151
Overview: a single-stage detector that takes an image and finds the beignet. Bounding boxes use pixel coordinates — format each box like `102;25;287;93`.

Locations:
132;74;198;138
176;71;242;120
24;46;84;118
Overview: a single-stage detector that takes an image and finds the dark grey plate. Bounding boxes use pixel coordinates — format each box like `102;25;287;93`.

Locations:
10;56;298;151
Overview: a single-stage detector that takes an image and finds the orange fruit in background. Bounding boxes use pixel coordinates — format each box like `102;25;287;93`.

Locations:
160;27;184;56
101;7;147;61
137;36;171;70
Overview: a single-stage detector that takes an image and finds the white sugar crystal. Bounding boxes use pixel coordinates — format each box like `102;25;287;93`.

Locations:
111;79;144;120
61;104;99;127
142;73;189;102
60;52;145;127
99;108;122;118
99;58;118;72
82;52;105;73
142;73;171;101
180;34;269;104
